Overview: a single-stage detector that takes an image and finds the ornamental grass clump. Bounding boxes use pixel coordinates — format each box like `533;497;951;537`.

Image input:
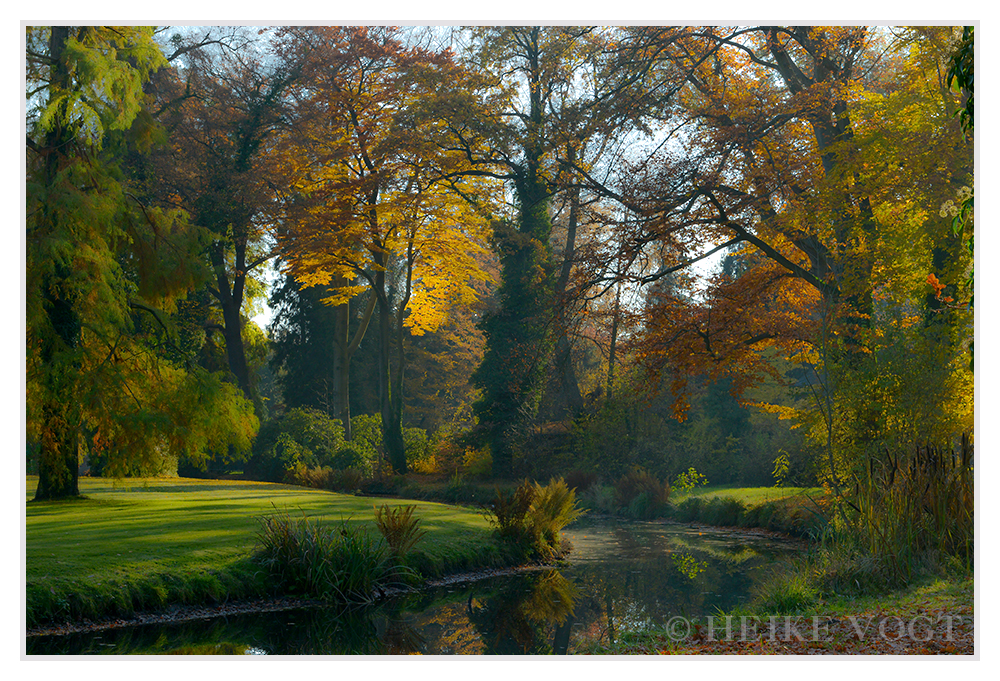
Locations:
255;508;409;604
374;504;427;557
482;478;585;559
614;468;669;519
841;436;974;582
527;478;584;555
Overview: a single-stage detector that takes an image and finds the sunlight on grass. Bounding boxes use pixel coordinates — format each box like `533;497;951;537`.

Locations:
671;485;824;506
26;476;493;583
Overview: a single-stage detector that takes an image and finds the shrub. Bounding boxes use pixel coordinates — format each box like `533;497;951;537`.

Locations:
285;465;336;490
564;469;598;493
331;467;364;492
403;427;432;470
373;505;427;557
674;496;704;523
614;468;669;517
528;478;584;553
359;475;403;495
701;497;744;527
483;483;536;547
752;567;818;614
578;484;617;514
626;491;655;519
246;409;347;482
349;414;383;463
332;446;367;472
672;467;709;495
463;446;493;478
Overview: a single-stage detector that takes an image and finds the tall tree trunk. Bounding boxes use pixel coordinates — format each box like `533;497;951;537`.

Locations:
209;243;259;413
374;260;408;475
332;277;376;441
550;143;584;417
606;280;621;401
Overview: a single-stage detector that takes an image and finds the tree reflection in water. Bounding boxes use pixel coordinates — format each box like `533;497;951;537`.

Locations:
27;520;796;655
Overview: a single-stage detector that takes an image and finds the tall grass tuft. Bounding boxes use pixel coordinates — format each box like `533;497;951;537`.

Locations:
374;504;427;557
482;478;585;559
483;482;536;548
528;478;584;555
255;508;410;604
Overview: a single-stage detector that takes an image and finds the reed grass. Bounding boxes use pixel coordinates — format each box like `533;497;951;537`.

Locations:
837;435;974;583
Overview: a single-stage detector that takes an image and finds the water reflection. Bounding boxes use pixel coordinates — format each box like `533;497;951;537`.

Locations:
27;518;798;655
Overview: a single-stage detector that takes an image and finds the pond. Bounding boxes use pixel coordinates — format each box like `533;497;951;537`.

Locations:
26;517;801;655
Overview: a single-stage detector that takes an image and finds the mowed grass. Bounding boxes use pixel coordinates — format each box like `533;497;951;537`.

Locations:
667;486;831;537
672;485;825;505
25;476;497;627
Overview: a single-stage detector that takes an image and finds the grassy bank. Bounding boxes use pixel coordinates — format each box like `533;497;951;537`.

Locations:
25;476;507;629
580;574;974;654
665;486;830;538
577;484;973;655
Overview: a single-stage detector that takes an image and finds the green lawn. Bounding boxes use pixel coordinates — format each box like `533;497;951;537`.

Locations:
673;485;825;505
25;476;498;626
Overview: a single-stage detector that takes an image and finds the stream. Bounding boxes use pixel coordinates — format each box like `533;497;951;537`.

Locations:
26;517;801;655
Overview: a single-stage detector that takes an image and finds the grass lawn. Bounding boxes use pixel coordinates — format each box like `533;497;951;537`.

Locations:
672;485;826;505
25;476;498;627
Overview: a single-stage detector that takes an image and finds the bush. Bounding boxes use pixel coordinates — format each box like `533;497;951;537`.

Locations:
564;469;598;493
528;478;584;552
284;464;336;490
614;468;669;518
701;497;744;526
672;467;709;495
752;567;818;614
246;409;347;482
463;446;493;478
483;483;535;546
578;484;617;514
403;427;432;470
674;496;704;523
332;467;364;492
331;446;366;471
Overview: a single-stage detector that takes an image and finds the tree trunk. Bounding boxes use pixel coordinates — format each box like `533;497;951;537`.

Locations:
210;243;259;413
607;280;622;401
550;143;584;417
333;281;376;441
374;265;408;475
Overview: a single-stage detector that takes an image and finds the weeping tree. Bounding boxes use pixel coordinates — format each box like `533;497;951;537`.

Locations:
26;26;258;499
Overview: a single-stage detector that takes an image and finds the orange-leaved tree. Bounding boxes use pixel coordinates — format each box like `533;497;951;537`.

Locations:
614;26;972;468
272;26;496;473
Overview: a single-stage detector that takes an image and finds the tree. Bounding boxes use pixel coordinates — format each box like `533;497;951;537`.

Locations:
148;30;298;415
26;26;258;499
274;26;494;473
450;27;604;474
612;27;971;410
432;26;737;474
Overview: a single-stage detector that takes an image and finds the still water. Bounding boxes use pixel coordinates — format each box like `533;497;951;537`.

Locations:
27;518;800;655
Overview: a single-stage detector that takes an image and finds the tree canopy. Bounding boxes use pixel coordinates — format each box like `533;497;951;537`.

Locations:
25;24;973;495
